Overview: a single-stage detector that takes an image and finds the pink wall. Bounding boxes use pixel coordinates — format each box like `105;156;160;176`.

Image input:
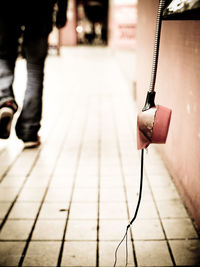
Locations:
108;1;137;49
136;0;200;229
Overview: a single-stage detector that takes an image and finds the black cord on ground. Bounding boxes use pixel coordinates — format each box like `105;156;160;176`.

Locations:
113;149;144;267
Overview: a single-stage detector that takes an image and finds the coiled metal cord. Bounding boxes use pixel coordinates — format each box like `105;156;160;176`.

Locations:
149;0;166;93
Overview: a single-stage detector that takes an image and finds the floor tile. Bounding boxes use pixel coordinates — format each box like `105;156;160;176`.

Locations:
30;167;52;177
72;188;98;202
61;241;96;266
0;175;26;187
100;202;128;220
99;241;135;267
77;166;98;176
65;219;97;241
23;241;61;266
169;240;200;266
45;188;72;202
6;160;34;176
8;202;40;219
0;241;25;266
100;165;122;176
100;187;126;202
146;166;170;176
69;203;97;220
156;199;189;218
132;219;165;240
0;187;19;202
134;240;173;266
18;187;46;202
0;202;12;219
75;174;98;188
49;176;74;188
162;218;198;239
151;185;180;201
38;202;69;219
99;220;131;241
32;220;66;240
0;220;34;240
128;199;158;219
100;175;123;188
126;186;152;202
148;174;175;187
124;175;148;188
24;176;50;187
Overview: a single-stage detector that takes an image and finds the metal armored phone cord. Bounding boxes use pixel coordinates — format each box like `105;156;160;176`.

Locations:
113;1;166;266
149;0;166;93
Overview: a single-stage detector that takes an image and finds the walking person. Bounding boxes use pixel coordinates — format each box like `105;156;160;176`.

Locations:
0;0;68;148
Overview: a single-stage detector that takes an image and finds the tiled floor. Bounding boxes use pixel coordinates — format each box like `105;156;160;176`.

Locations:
0;47;199;267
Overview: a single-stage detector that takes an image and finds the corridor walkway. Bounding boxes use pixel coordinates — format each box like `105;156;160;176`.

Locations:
0;47;199;267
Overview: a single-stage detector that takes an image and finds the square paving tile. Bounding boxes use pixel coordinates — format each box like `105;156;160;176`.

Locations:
100;202;128;220
32;220;66;240
100;175;123;188
38;202;69;219
75;174;98;188
77;166;98;176
0;175;26;187
0;241;25;266
49;176;74;188
100;187;126;202
30;167;52;177
99;220;131;241
61;241;96;266
131;219;165;240
45;188;72;202
151;185;180;201
0;220;34;240
65;219;97;241
100;165;122;176
7;161;33;176
124;175;148;188
0;187;19;202
99;241;135;267
134;240;173;266
128;199;158;219
18;187;46;202
169;240;200;266
25;175;49;187
72;188;98;202
8;202;40;219
69;203;97;220
148;174;175;187
23;241;61;266
156;199;189;218
123;167;143;176
162;218;198;239
54;166;76;176
126;186;152;202
146;166;171;176
0;202;12;219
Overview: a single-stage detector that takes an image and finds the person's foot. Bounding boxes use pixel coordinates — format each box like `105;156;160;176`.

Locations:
0;101;17;139
15;122;41;149
23;135;41;149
